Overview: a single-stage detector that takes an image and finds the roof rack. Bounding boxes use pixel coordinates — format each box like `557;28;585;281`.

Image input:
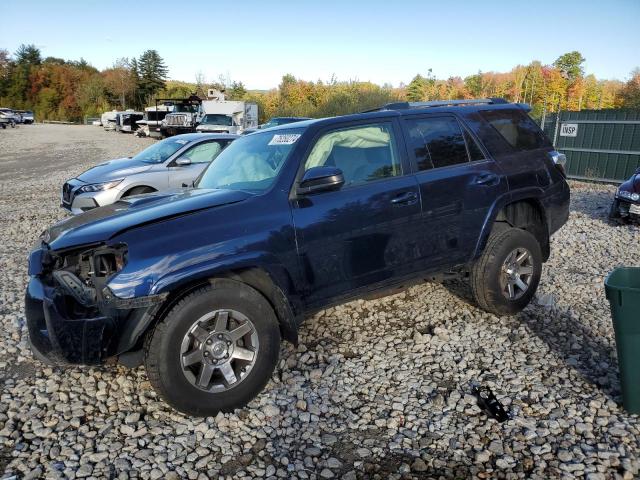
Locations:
363;97;508;113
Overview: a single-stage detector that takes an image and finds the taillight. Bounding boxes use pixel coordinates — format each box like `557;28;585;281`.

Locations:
548;150;567;177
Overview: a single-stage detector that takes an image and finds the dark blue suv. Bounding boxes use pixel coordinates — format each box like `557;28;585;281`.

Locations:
26;98;570;415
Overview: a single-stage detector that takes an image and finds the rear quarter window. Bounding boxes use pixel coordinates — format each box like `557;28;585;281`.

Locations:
479;109;550;154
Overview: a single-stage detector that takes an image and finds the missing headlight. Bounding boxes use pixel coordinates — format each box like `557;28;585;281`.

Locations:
92;244;128;278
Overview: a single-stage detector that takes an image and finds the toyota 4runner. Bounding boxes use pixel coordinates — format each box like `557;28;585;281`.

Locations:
26;98;570;416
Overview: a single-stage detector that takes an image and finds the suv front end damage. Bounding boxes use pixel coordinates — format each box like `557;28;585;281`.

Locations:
26;241;165;365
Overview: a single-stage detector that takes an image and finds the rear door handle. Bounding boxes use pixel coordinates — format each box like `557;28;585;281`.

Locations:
473;173;499;186
391;191;418;205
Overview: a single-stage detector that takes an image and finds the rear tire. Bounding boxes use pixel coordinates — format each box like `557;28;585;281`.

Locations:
471;228;542;316
609;199;621;221
144;279;281;416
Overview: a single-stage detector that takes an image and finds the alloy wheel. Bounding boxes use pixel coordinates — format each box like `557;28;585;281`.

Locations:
179;309;259;393
499;247;534;300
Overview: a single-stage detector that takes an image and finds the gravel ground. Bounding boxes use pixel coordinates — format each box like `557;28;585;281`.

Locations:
0;124;639;480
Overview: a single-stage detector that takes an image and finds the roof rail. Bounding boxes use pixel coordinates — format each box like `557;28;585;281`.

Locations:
363;97;508;113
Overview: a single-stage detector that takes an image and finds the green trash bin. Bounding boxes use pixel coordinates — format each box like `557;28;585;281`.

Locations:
605;267;640;414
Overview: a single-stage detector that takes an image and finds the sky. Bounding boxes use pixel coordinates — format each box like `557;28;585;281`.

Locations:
1;0;639;89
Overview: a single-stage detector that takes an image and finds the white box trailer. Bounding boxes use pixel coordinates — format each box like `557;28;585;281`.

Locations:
100;110;118;130
196;100;258;134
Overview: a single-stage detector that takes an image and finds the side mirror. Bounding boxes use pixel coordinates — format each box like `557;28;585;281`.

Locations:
175;157;191;166
296;166;344;195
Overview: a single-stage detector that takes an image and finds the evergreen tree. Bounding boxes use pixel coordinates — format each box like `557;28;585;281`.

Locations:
137;50;168;103
406;74;427;101
553;51;585;81
228;81;247;99
8;44;42;106
15;44;41;66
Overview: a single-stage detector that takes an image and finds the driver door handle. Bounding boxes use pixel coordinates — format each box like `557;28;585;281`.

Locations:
391;191;418;206
473;173;500;186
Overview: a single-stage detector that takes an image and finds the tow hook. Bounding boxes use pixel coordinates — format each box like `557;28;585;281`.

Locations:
470;382;511;423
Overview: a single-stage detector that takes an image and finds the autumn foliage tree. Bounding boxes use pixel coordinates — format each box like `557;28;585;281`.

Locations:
102;59;136;109
619;69;640;109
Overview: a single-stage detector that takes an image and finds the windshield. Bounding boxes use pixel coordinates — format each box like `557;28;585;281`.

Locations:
263;118;302;129
201;114;233;126
197;128;303;193
146;111;167;121
133;137;190;164
262;120;281;129
174;104;198;113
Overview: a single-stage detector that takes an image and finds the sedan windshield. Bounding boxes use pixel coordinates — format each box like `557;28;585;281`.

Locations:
133;137;189;164
202;114;233;126
197;128;303;193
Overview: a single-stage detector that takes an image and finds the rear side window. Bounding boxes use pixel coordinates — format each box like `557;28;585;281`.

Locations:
480;109;548;152
405;116;482;170
464;130;484;161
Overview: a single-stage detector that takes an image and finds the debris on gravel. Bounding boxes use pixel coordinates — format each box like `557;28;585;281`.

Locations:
0;125;639;479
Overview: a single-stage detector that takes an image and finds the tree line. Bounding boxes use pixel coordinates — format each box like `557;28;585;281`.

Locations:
0;45;170;121
1;45;639;123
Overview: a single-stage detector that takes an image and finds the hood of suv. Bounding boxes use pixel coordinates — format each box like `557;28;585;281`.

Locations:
45;188;252;250
77;158;153;183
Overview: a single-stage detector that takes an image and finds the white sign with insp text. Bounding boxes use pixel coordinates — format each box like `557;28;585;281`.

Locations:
560;123;578;137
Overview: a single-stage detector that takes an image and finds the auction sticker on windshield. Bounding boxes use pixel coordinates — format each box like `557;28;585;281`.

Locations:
268;134;301;145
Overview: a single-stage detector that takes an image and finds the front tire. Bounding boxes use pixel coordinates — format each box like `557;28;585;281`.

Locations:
144;279;281;416
123;186;155;197
471;228;542;316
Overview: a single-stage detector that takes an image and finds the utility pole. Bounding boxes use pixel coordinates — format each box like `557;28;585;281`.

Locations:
552;96;562;148
598;89;603;110
541;76;547;131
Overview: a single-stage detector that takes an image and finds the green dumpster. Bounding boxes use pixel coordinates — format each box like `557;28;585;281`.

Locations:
605;267;640;414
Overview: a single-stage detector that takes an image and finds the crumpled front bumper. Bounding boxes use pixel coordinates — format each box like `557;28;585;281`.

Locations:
25;244;165;366
25;276;114;365
612;196;640;220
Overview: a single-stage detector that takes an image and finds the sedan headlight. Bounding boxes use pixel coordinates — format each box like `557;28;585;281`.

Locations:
617;189;640;202
78;179;123;194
